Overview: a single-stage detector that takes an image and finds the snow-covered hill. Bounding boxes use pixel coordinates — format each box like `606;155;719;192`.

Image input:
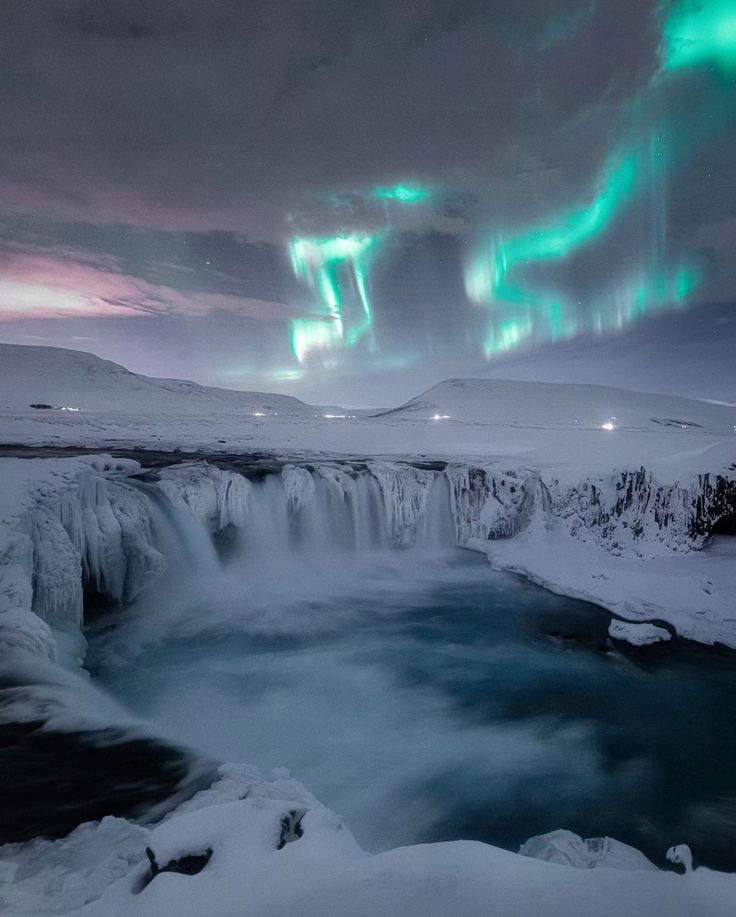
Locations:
379;377;736;434
0;344;317;417
2;345;735;481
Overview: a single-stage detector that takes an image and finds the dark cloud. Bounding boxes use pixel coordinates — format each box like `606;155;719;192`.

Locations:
0;0;733;402
0;0;660;235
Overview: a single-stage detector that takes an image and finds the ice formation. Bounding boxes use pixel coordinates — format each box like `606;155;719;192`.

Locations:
608;620;672;645
519;829;658;870
1;455;735;666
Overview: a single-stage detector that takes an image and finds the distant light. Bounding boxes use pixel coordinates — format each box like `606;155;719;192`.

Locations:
324;413;347;419
252;412;266;417
601;422;615;431
61;406;80;412
432;413;451;421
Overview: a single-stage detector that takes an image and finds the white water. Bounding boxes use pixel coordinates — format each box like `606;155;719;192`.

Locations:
236;467;454;559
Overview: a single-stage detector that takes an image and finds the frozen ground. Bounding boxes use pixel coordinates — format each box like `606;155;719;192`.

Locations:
469;532;736;648
1;346;735;482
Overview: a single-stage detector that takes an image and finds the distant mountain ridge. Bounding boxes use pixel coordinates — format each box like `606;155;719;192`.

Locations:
1;344;734;436
378;377;736;434
0;344;317;416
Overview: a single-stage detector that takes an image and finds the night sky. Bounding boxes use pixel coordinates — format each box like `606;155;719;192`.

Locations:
0;1;734;404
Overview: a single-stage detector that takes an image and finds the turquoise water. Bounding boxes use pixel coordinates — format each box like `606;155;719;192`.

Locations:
90;548;736;870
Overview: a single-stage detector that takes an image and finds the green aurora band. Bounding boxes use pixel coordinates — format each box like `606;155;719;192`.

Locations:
289;234;382;365
663;0;736;74
461;0;736;358
285;2;734;371
372;183;431;204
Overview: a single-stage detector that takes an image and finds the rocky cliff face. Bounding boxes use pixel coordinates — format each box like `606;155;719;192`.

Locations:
446;463;736;558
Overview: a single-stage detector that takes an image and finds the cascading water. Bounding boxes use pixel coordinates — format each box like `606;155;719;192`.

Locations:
416;473;456;551
92;464;458;654
125;479;221;577
230;465;456;565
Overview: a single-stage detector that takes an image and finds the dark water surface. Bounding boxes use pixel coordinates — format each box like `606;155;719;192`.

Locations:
89;549;736;870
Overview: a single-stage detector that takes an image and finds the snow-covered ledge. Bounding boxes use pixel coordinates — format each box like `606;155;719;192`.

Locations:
1;763;732;917
449;464;736;648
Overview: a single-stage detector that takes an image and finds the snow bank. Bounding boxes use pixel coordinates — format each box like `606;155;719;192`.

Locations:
1;765;733;917
608;620;672;646
1;699;727;916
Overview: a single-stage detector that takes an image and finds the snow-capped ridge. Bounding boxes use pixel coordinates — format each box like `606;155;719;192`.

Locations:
0;344;319;417
381;377;736;434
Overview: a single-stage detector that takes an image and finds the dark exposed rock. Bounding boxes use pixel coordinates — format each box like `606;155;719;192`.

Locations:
277;809;305;849
0;666;215;844
145;845;213;881
0;719;200;843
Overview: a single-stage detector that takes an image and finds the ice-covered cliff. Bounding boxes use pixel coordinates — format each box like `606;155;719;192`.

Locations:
0;458;248;664
1;455;734;666
447;463;736;557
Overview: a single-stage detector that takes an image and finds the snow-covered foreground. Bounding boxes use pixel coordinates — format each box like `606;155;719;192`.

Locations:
1;345;736;915
2;762;735;917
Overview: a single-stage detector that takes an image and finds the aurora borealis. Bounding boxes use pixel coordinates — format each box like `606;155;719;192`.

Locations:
0;0;734;403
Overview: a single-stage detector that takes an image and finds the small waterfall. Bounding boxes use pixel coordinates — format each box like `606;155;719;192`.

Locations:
235;472;291;561
125;480;221;576
415;473;456;551
230;464;455;566
96;464;457;607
